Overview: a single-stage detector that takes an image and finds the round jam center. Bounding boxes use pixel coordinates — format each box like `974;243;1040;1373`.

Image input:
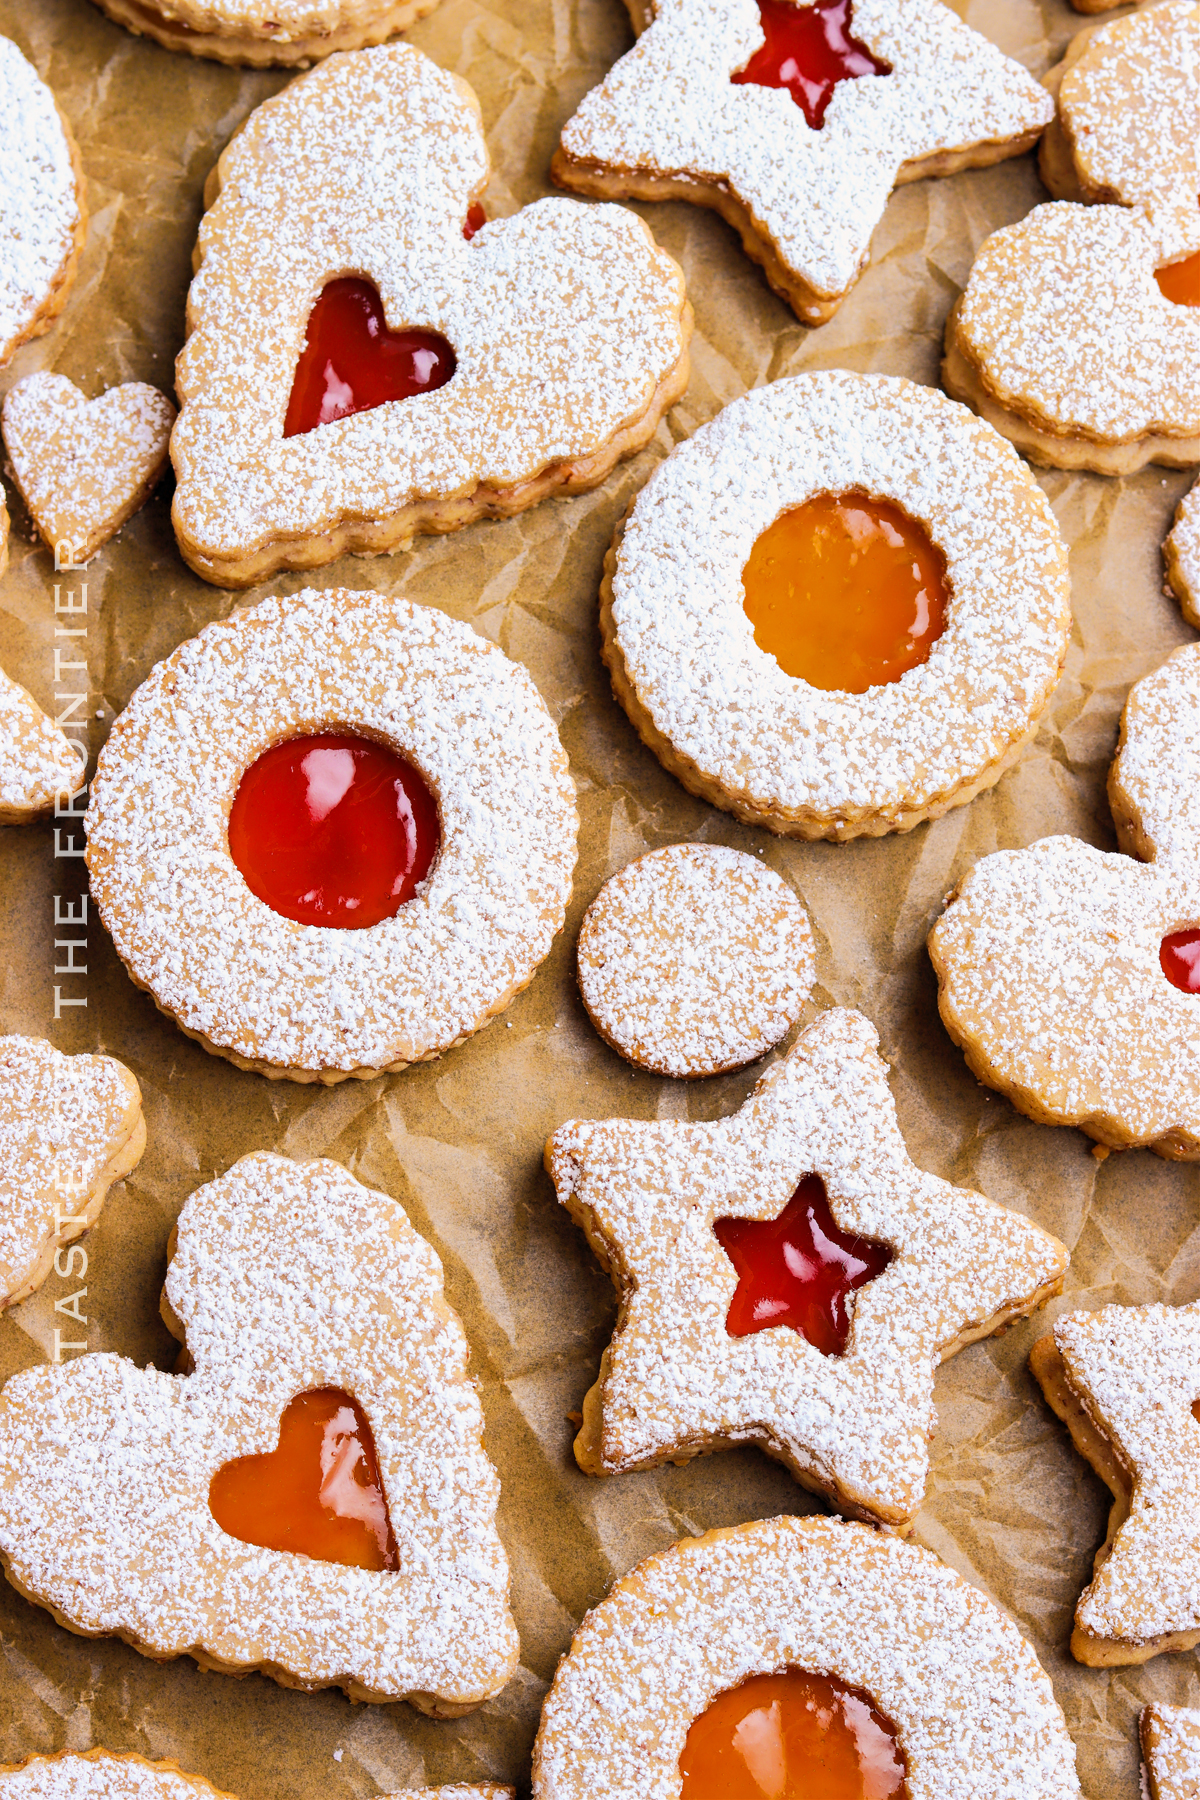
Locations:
680;1668;907;1800
732;0;891;130
1161;928;1200;993
284;277;457;437
742;490;948;694
228;732;439;930
209;1387;399;1572
714;1174;893;1357
1156;249;1200;307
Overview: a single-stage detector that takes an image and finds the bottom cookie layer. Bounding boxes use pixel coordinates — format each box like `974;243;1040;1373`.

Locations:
87;0;436;66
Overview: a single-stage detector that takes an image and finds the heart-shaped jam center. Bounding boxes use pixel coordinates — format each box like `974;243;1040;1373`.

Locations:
284;277;457;437
1161;928;1200;992
680;1668;907;1800
209;1387;398;1571
741;490;949;693
228;732;439;930
714;1174;893;1356
732;0;891;130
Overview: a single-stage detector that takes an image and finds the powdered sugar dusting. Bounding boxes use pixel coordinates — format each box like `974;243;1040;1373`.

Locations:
0;1756;228;1800
1167;479;1200;628
0;666;85;819
1109;642;1200;869
0;37;81;365
1143;1704;1200;1800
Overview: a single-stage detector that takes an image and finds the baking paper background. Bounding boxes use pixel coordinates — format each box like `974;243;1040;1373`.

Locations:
0;0;1195;1791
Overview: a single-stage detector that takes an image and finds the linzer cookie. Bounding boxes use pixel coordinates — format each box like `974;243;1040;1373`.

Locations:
544;1006;1067;1527
0;1756;234;1800
1167;478;1200;626
1030;1300;1200;1666
1143;1706;1200;1800
531;1516;1082;1799
170;44;690;588
85;587;577;1083
0;1152;520;1708
0;666;84;823
87;0;442;66
602;372;1071;840
551;0;1051;323
929;642;1200;1158
0;38;86;369
946;1;1200;475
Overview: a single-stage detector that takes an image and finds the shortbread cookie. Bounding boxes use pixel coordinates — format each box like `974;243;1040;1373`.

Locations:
929;641;1200;1158
1;492;8;576
946;1;1200;475
577;843;814;1077
88;0;440;67
0;1152;519;1709
386;1793;514;1799
1166;478;1200;627
171;44;690;588
0;1754;234;1800
544;1005;1067;1527
0;666;85;822
532;1515;1082;1799
1030;1299;1200;1666
3;374;176;563
85;587;577;1083
0;39;86;369
551;0;1051;324
1143;1705;1200;1800
602;372;1071;840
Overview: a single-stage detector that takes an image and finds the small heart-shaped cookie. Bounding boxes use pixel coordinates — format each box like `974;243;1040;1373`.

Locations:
0;664;85;823
2;373;176;563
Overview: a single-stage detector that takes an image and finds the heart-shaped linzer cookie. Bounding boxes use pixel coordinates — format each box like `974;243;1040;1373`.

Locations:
2;372;176;563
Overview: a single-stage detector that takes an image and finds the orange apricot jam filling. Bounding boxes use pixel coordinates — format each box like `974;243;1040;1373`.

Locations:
1156;249;1200;307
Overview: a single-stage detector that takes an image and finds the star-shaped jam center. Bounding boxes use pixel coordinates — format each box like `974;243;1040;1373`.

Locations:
714;1174;893;1355
732;0;892;129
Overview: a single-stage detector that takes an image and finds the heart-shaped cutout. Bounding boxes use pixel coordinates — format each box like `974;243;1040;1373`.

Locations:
209;1386;399;1571
284;278;457;438
2;373;176;563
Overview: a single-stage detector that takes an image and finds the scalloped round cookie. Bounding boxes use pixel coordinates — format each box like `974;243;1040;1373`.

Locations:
88;0;440;65
0;38;86;369
1166;478;1199;626
0;1756;234;1800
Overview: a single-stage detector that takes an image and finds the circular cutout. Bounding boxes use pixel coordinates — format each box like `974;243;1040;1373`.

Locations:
576;844;814;1078
1156;249;1200;308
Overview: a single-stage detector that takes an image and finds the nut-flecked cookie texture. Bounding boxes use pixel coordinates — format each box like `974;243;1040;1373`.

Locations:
171;43;690;588
0;1152;520;1709
552;0;1051;324
1166;478;1200;627
577;843;814;1077
945;1;1200;475
0;37;86;369
0;666;85;824
929;642;1200;1158
1143;1706;1200;1800
85;587;578;1083
1031;1300;1200;1666
0;1035;144;1309
531;1515;1082;1799
602;371;1071;840
544;1006;1067;1528
0;1755;235;1800
87;0;441;67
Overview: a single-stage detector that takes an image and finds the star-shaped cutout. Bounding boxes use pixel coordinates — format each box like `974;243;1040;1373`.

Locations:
1032;1299;1200;1665
552;0;1053;321
545;1007;1068;1529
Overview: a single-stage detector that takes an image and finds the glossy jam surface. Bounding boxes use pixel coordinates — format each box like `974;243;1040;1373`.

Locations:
680;1668;907;1800
732;0;890;129
1161;928;1200;993
1156;248;1200;307
742;489;949;693
714;1174;893;1356
463;201;487;239
284;277;456;437
228;732;439;930
209;1388;399;1571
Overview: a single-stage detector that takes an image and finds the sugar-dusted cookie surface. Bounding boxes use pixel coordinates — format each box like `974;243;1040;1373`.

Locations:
532;1515;1082;1799
544;1007;1067;1527
1167;479;1200;627
385;1792;515;1799
0;1152;519;1708
0;666;84;824
552;0;1051;324
171;44;690;588
1143;1705;1200;1800
929;642;1200;1158
1030;1300;1200;1666
3;375;176;564
0;1754;234;1800
0;38;86;370
88;0;440;67
602;371;1071;840
946;1;1200;475
577;843;814;1078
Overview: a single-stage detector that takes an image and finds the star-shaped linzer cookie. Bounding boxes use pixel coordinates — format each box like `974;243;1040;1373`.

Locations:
545;1007;1068;1529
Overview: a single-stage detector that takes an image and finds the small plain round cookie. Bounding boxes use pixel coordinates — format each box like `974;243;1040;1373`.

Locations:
577;843;814;1078
0;1756;233;1800
0;38;86;369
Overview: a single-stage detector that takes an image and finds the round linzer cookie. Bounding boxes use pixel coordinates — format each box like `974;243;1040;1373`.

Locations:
551;0;1051;324
87;0;441;66
1143;1705;1200;1800
602;371;1071;840
1031;1299;1200;1667
171;43;691;588
577;843;814;1077
945;1;1200;476
531;1516;1082;1799
1166;478;1200;626
0;1757;234;1800
0;38;86;369
85;588;578;1083
929;641;1200;1159
0;665;85;824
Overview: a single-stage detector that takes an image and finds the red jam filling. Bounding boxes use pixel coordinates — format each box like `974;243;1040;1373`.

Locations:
463;201;487;240
228;732;439;930
284;277;456;437
680;1667;907;1800
209;1388;399;1572
732;0;890;130
714;1174;893;1356
1161;928;1200;993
